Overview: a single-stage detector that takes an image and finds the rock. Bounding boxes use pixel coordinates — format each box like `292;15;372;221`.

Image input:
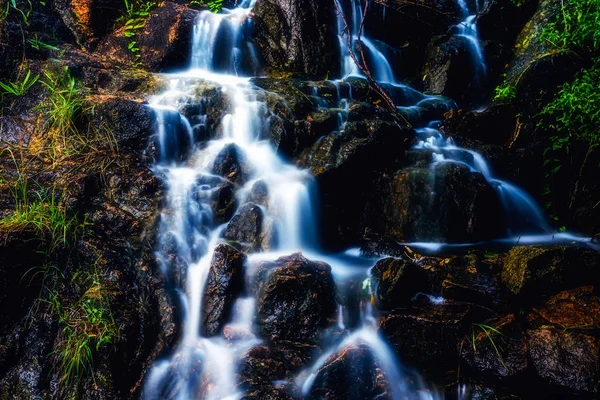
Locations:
97;2;199;71
362;0;461;81
308;344;392;400
251;0;340;78
87;95;156;154
223;203;272;251
365;163;506;243
212;143;253;185
211;181;238;225
422;35;482;108
477;0;542;83
191;174;238;225
238;342;318;383
531;286;600;330
256;253;336;343
297;120;414;249
201;244;246;337
249;180;269;207
378;300;471;372
522;286;600;393
460;314;528;378
501;246;600;303
526;329;600;393
441;259;503;308
371;257;429;310
54;0;124;47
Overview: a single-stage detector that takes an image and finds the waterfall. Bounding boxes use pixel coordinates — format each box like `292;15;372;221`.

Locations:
143;0;595;398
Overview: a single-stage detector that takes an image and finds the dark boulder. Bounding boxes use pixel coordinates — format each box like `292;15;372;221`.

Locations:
54;0;125;47
524;287;600;393
308;344;392;400
371;257;429;310
238;342;318;384
201;244;246;337
249;180;269;207
378;300;471;372
192;174;238;225
422;35;482;108
212;143;253;185
256;253;337;343
97;2;199;71
460;314;529;378
500;246;600;304
223;203;272;251
365;163;506;243
251;0;340;78
88;95;156;154
297;120;414;249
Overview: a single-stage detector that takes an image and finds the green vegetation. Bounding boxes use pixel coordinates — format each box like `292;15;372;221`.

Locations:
46;265;118;393
471;323;507;370
119;0;157;64
539;62;600;216
190;0;224;13
2;0;32;23
539;0;600;55
35;66;118;165
492;77;516;103
0;69;38;98
535;0;600;218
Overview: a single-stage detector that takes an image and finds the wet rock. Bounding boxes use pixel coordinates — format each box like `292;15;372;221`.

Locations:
249;180;269;207
97;2;199;71
441;259;503;308
238;378;295;400
212;143;253;185
531;286;600;330
298;120;414;249
54;0;124;47
256;253;336;343
460;314;528;378
366;163;506;243
251;0;340;78
523;287;600;393
423;35;482;108
211;181;238;224
362;0;461;81
88;95;156;154
371;257;428;310
238;342;318;383
527;329;600;393
501;246;600;304
201;244;246;337
191;174;238;225
308;344;392;400
378;300;471;372
223;203;270;251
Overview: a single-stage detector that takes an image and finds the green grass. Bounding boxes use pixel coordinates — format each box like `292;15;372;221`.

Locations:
0;187;78;251
0;69;39;98
38;68;86;156
471;323;507;370
46;268;118;393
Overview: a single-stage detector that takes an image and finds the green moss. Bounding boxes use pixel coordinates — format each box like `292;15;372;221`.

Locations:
492;77;517;103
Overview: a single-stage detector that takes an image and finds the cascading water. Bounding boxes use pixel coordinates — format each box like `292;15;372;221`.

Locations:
143;0;596;398
335;0;395;83
455;0;486;78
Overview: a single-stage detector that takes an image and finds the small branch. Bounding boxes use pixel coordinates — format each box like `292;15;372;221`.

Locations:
334;0;397;113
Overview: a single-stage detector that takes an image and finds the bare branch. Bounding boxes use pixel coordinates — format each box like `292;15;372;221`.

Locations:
334;0;397;112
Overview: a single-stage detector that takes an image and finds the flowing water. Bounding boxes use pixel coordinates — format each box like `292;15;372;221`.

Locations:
143;0;596;398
